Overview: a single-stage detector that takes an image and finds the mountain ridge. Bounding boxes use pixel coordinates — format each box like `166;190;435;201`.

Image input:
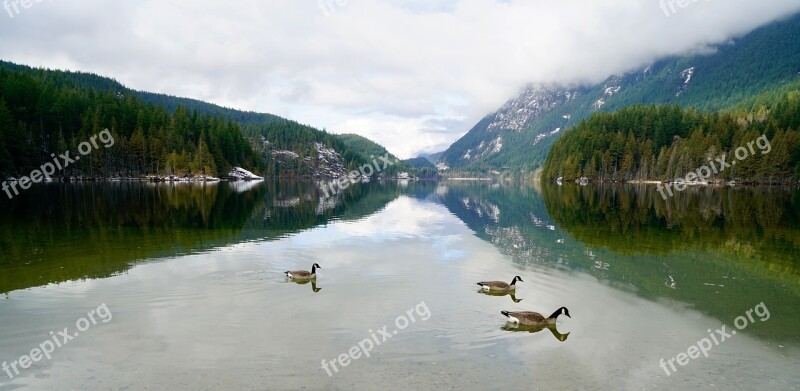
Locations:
439;12;800;174
0;60;420;179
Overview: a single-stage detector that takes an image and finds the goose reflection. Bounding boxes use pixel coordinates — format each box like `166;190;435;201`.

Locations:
477;289;522;303
501;323;570;342
288;279;322;293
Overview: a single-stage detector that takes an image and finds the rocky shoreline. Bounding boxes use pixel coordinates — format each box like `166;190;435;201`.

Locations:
2;167;265;185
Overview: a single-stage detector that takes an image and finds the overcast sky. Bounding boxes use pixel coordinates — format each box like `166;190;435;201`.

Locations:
2;0;800;158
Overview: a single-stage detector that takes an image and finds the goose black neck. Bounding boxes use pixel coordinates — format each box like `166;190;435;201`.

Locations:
311;265;317;273
510;278;518;286
548;308;563;319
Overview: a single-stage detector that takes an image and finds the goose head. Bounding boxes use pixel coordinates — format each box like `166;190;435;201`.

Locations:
312;263;322;270
512;276;524;284
559;307;571;318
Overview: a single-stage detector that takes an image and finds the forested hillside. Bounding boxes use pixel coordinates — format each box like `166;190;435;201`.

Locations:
0;61;388;180
401;157;439;178
336;133;409;175
241;120;367;178
0;67;261;178
542;83;800;183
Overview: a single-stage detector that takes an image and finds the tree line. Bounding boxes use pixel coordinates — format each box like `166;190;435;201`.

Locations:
0;67;262;178
543;89;800;183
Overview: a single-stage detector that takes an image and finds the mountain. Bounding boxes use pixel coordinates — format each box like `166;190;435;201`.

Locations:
336;133;411;175
337;134;401;162
0;61;283;125
422;151;444;164
0;61;379;179
335;134;441;177
403;157;436;170
440;12;800;174
401;157;439;179
0;64;263;179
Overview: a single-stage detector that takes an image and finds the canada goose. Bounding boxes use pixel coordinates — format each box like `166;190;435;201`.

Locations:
477;276;523;291
285;263;321;280
501;307;571;326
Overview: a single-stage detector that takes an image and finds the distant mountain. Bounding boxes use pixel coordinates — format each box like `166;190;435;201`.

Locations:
336;133;411;175
421;151;444;164
401;157;440;178
337;134;401;162
403;157;436;170
440;12;800;173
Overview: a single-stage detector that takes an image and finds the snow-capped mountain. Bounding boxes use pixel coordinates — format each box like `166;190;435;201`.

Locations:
438;12;800;173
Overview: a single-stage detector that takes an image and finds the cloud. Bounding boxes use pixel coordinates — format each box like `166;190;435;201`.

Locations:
1;0;799;158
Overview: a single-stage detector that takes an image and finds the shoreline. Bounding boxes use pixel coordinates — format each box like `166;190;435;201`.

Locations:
570;179;799;186
1;175;439;184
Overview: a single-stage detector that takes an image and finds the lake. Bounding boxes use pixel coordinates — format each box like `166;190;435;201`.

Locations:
0;181;798;390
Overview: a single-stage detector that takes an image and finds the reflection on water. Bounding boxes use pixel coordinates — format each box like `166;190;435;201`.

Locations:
0;180;798;389
542;183;800;268
501;323;570;342
477;289;523;303
0;181;404;294
440;182;800;342
289;279;322;293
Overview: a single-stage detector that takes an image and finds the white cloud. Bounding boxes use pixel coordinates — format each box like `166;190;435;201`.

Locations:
1;0;799;158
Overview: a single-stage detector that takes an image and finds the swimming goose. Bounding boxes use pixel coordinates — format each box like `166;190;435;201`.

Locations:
477;276;523;291
501;307;571;326
285;263;321;280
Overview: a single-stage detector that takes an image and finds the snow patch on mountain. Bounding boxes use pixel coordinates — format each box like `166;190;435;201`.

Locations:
677;67;695;96
486;86;580;132
594;77;622;109
594;98;606;109
492;137;503;153
534;128;561;145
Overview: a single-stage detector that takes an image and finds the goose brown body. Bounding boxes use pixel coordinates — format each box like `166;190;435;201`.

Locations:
477;276;523;291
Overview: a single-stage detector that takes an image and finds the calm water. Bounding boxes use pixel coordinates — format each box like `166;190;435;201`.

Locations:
0;181;798;390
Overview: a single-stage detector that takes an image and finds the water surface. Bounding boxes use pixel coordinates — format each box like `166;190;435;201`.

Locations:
0;181;798;390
